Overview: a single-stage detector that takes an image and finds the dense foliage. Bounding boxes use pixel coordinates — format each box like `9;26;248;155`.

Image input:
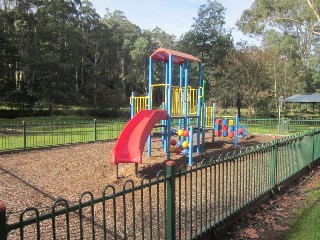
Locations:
0;0;176;113
234;0;320;115
0;0;319;117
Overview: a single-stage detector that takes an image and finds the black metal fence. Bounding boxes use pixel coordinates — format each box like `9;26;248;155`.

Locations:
1;128;319;239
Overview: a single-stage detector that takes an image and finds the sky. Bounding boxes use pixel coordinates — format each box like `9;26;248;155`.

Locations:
90;0;255;43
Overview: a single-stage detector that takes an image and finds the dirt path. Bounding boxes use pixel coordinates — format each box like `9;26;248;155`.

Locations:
229;165;320;239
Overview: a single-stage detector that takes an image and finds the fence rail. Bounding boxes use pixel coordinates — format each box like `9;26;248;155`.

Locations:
1;118;319;153
239;117;320;134
0;120;127;152
1;128;319;239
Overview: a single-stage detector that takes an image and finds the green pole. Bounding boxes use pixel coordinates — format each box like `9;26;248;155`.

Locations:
311;128;315;167
166;160;176;240
201;103;206;155
94;119;97;142
23;121;26;149
202;79;205;105
270;137;277;194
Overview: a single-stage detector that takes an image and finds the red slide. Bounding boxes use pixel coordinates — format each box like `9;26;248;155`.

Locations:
111;110;168;164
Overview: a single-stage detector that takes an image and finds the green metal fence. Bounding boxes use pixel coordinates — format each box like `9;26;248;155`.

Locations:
239;117;320;134
286;118;320;133
1;128;319;239
1;118;319;152
0;120;127;152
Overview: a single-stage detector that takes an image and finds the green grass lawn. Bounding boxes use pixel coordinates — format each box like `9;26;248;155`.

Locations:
0;120;126;151
0;115;103;124
287;203;320;240
0;115;318;152
287;182;320;240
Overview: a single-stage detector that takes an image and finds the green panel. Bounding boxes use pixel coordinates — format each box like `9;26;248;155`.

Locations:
314;129;320;160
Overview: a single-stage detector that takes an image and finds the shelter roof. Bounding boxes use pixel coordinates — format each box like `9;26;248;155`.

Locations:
150;47;202;64
284;93;320;103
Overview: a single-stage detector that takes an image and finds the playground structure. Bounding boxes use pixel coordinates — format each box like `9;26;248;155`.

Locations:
110;48;248;177
111;48;206;176
213;113;240;146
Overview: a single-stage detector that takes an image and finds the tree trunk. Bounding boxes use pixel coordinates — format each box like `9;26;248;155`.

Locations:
237;92;241;118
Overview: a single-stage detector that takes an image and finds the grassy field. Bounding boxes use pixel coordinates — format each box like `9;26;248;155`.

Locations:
0;115;109;123
287;180;320;240
0;119;126;151
0;115;319;152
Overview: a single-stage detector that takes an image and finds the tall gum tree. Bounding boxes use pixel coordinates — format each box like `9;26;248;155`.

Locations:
178;0;233;103
237;0;320;94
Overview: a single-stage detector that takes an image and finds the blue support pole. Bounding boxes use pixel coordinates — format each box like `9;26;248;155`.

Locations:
148;136;152;156
162;102;167;153
167;55;173;160
234;114;239;146
165;62;169;111
188;126;194;166
179;64;183;128
148;58;153;157
130;92;136;119
179;64;183;87
184;61;189;130
148;58;153;109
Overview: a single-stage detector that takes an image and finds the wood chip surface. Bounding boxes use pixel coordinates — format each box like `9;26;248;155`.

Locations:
0;133;273;226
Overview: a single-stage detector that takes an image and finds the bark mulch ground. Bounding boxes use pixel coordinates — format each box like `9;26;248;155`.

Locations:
0;133;273;225
3;132;318;239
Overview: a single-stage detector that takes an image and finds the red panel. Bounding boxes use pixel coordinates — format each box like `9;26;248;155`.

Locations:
228;132;235;138
150;47;202;64
222;125;228;131
215;130;222;137
111;110;168;164
216;119;222;125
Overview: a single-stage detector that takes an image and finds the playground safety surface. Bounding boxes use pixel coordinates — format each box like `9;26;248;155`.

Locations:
0;133;275;224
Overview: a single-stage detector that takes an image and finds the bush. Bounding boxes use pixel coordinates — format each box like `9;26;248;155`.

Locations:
252;98;276;117
0;109;51;119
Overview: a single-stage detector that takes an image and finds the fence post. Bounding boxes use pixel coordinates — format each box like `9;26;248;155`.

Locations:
311;128;315;167
270;137;277;194
0;202;7;240
166;160;176;240
23;121;26;149
93;119;97;142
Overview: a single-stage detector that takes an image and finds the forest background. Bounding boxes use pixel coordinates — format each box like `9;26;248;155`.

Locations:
0;0;319;118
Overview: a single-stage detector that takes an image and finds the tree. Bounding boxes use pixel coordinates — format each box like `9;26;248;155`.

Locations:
0;0;41;108
0;15;17;101
178;0;233;101
307;0;320;32
144;27;176;49
220;46;272;116
1;0;242;115
96;10;141;109
262;30;303;99
237;0;320;93
34;0;83;108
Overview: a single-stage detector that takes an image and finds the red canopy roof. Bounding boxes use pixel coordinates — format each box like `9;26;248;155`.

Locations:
150;47;202;64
